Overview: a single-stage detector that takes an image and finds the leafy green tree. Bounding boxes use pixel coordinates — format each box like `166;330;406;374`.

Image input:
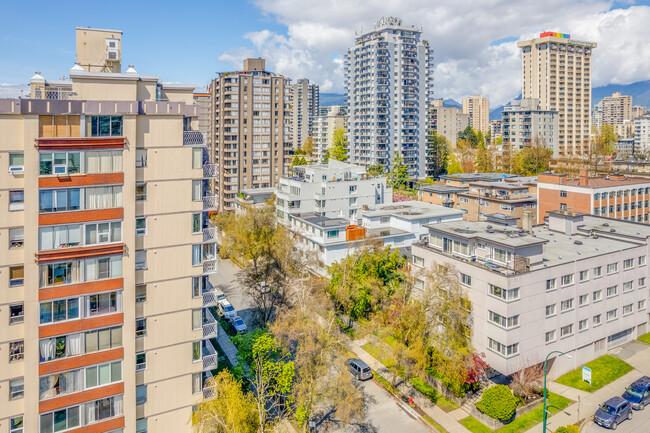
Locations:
388;151;409;189
590;124;617;172
458;126;480;148
367;163;385;176
426;131;450;178
475;142;493;173
512;137;553;175
322;149;331;164
302;136;315;156
331;128;348;161
447;154;463;174
291;156;307;167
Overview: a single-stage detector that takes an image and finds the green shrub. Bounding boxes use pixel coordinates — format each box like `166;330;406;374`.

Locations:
475;385;518;421
554;426;578;433
410;377;439;403
555;427;568;433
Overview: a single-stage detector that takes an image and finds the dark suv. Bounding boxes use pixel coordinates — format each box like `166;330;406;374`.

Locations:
594;396;632;430
622;376;650;410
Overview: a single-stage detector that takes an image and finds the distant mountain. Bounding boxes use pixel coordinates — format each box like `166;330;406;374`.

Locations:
443;98;462;108
592;80;650;108
490;94;521;121
320;93;346;106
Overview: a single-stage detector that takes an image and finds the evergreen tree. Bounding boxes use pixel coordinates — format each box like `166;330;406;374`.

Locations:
426;131;450;178
388;151;409;189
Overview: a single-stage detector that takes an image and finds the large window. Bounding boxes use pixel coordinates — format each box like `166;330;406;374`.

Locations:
39;188;81;213
488;285;519;301
488;311;519;328
39;327;122;362
39;152;81;175
39;225;81;250
488;338;518;357
87;292;120;317
85;186;122;210
91;115;123;136
40;298;79;324
493;248;507;263
84;151;122;174
85;221;122;245
453;240;469;256
84;256;122;281
39;261;80;287
37;256;122;288
9;190;24;211
39;405;80;433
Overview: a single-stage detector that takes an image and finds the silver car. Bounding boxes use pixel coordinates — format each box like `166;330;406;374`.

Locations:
347;358;373;381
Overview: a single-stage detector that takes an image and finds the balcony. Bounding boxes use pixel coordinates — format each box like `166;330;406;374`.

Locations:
183;131;205;147
202;338;219;370
202;281;220;307
203;371;216;399
203;163;219;178
203;308;218;339
203;223;218;243
203;195;218;211
203;258;218;275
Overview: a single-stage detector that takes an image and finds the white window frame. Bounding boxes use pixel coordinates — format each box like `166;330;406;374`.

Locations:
136;217;147;236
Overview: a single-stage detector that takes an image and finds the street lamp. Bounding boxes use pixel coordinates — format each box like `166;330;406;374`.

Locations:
542;350;572;433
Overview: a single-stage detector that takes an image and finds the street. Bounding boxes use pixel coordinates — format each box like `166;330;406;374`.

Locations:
582;407;650;433
208;257;256;326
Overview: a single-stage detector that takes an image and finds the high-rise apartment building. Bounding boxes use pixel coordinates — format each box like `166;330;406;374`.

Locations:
462;95;490;135
291;79;319;149
518;32;597;157
632;105;647;119
501;98;559;155
429;99;469;147
634;114;650;155
208;58;293;211
345;16;434;178
312;105;347;162
593;92;633;129
490;120;503;141
0;28;218;433
194;92;212;150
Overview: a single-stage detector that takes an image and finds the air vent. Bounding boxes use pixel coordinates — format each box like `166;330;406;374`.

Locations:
574;240;583;245
610;228;616;232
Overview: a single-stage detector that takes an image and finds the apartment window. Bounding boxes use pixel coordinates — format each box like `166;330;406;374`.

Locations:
192;213;201;234
87;292;120;317
85;185;123;210
349;185;357;193
579;294;589;306
593;314;602;326
546;304;556;317
579;319;588;331
192;373;202;394
560;324;573;337
192;180;202;201
9;228;24;249
412;255;424;267
579;270;589;282
488;311;519;328
136;418;148;433
488;338;518;357
84;150;122;174
39;188;81;213
9;190;24;211
39;405;80;432
136;352;147;371
192;276;202;298
593;289;603;302
192;244;202;266
135;251;147;270
39;224;82;250
83;361;122;391
561;299;574;312
9;340;24;362
545;330;556;343
546;278;556;291
607;309;618;321
39;298;80;324
84;221;122;245
85;256;122;282
9;378;24;400
561;274;573;286
136;385;148;405
607;286;617;297
10;416;23;433
327;230;339;238
8;302;24;325
460;273;472;286
624;258;634;269
136;217;147;236
560;191;567;198
10;266;24;287
136;183;147;201
9;153;24;172
136;318;147;337
136;285;147;303
623;281;633;292
494;248;507;263
639;300;646;310
488;285;519;301
90;115;123;136
639;277;646;287
136;149;147;167
622;304;633;315
38;151;81;176
607;263;618;274
192;341;201;362
192;147;203;169
191;308;203;330
639;256;646;266
414;278;425;290
593;266;602;278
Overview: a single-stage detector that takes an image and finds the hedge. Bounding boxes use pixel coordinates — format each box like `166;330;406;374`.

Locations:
475;385;518;421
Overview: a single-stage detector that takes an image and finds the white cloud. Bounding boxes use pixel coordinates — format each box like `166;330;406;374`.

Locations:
220;0;650;105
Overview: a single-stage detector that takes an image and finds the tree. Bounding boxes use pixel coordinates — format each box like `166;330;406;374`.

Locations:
388;151;409;189
322;149;331;164
367;163;385;176
458;126;479;148
291;156;307;167
331;128;348;161
302;136;315;156
455;139;476;173
191;370;259;433
475;142;494;173
590;124;617;173
447;154;463;174
512;136;553;176
510;360;544;404
426;131;450;178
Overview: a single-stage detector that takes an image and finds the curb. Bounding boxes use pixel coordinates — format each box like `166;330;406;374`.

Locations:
372;377;438;432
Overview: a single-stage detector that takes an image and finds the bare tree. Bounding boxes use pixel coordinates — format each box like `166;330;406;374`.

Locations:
510;360;544;403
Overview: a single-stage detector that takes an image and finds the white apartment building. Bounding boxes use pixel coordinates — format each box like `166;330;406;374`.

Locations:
345;16;434;178
275;160;392;224
411;211;649;377
291;78;319;148
501;98;559;156
313;105;347;162
634;114;650;156
429;99;470;147
462;95;490;135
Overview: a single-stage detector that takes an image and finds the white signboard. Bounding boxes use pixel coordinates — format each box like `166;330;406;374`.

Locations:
582;366;592;384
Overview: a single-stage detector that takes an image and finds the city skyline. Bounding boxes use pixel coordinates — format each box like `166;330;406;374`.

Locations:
1;1;650;105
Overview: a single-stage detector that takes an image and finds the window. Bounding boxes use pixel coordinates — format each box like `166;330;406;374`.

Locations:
135;251;147;270
83;361;122;392
192;373;202;394
349;197;357;206
192;213;201;234
192;341;201;362
414;278;425;290
136;183;147;201
593;266;602;278
560;191;567;198
453;240;469;256
9;190;24;211
639;256;646;266
561;274;573;286
488;338;518;357
624;258;634;269
136;217;147;236
607;286;617;297
39;298;80;324
9;153;24;172
561;299;574;311
579;319;588;331
593;289;602;302
639;278;647;287
545;330;556;343
192;276;202;298
136;285;147;303
607;263;618;274
39;188;81;213
9;340;24;362
9;303;24;324
87;292;120;317
136;318;147;337
488;285;519;301
10;266;24;287
623;281;633;292
136;149;147;168
350;185;357;193
192;180;202;201
488;311;519;328
546;278;556;291
460;273;472;286
579;270;589;282
10;416;23;433
593;314;602;326
639;300;646;310
9;228;24;249
136;418;148;433
136;385;148;405
39;224;82;250
191;309;203;330
192;147;203;169
607;309;618;321
192;244;202;266
579;294;589;306
494;248;507;263
545;304;556;317
327;230;339;238
560;324;573;337
39;151;81;175
9;378;24;400
84;221;121;245
91;115;123;136
412;255;424;267
83;256;122;282
623;304;633;315
39;405;80;432
136;352;147;371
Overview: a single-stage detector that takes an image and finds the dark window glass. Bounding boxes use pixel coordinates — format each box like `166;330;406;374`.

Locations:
39;190;53;212
68;298;79;319
111;117;123;136
53;300;67;322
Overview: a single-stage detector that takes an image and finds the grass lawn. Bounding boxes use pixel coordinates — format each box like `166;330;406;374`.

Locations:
638;332;650;345
460;393;572;433
374;375;399;394
361;342;397;368
422;413;450;433
555;355;633;392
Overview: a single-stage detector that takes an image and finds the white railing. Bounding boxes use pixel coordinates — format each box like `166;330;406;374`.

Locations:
203;226;217;243
203;308;218;339
203;280;220;307
203;195;218;211
203;370;216;399
203;259;218;275
183;131;205;146
202;338;219;370
203;163;219;178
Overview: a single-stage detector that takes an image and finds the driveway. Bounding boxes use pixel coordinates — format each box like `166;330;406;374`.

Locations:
208;258;256;327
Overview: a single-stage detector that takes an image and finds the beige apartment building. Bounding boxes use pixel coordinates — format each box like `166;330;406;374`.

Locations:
290;78;319;149
193;93;212;150
208;58;293;211
593;91;634;139
429;99;470;147
0;28;218;433
518;32;597;157
312;105;347;162
462;95;490;135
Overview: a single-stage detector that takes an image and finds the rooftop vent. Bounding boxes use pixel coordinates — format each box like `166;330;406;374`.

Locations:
603;223;609;227
574;240;583;245
610;228;616;233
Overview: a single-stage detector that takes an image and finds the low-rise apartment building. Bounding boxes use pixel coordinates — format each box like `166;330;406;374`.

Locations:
501;98;558;156
411;211;650;377
538;171;650;223
312;105;347;162
456;180;538;224
429;99;470;147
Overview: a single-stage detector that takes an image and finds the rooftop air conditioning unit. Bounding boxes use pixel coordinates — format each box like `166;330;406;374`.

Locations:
106;38;120;61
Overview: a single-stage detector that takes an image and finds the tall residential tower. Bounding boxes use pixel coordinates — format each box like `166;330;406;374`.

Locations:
290;78;319;149
462;95;490;135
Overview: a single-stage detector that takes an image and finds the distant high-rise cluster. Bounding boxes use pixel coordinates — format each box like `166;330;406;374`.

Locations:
291;78;319;149
462;95;490;135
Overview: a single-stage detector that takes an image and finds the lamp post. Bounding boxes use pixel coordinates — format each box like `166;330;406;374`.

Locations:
542;350;572;433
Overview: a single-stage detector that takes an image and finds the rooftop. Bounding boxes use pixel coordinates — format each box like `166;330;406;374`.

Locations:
364;201;464;220
419;184;468;194
539;172;650;189
440;173;520;182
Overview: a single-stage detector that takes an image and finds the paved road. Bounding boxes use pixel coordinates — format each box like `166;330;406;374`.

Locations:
583;406;650;432
208;257;256;327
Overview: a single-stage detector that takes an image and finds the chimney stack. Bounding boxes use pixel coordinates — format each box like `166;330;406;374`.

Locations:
522;211;534;233
579;170;589;186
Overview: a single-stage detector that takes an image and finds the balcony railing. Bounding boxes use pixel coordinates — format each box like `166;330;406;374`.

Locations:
203;163;219;178
203;224;218;243
202;338;219;370
203;195;218;211
203;370;216;399
203;259;218;275
203;284;220;307
203;308;218;339
183;131;205;146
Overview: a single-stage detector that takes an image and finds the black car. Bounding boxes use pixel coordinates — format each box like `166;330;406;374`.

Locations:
594;396;632;430
622;376;650;410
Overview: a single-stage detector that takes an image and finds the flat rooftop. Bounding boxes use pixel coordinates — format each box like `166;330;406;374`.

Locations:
292;213;349;229
364;201;464;220
419;184;468;193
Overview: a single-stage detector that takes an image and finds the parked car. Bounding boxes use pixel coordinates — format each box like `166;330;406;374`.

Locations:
347;358;373;381
594;396;632;430
622;376;650;410
218;299;237;320
231;315;247;333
